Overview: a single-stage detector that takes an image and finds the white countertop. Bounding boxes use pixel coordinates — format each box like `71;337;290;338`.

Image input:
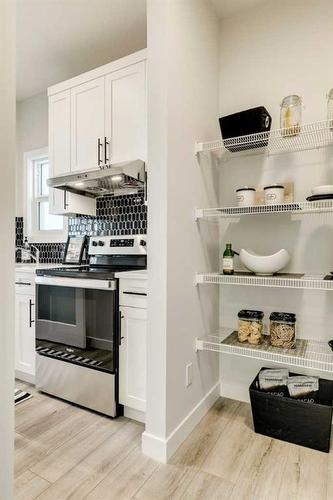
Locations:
115;269;148;279
16;264;148;279
16;263;64;274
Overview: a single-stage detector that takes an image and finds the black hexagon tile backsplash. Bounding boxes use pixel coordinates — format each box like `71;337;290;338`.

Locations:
15;193;147;263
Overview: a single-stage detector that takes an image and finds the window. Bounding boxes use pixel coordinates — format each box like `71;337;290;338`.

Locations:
25;148;66;242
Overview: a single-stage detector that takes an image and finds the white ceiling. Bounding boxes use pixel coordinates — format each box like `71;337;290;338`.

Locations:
210;0;268;19
16;0;147;101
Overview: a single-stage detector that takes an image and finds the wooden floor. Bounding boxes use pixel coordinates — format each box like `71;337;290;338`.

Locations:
15;381;333;500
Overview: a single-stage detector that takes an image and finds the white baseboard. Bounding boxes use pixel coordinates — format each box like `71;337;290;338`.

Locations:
220;380;250;403
142;381;220;463
124;406;146;423
15;370;35;385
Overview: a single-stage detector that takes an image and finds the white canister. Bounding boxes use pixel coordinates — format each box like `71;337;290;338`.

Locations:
235;187;256;207
264;184;285;205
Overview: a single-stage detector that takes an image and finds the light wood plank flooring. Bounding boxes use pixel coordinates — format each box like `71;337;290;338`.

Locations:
15;381;333;500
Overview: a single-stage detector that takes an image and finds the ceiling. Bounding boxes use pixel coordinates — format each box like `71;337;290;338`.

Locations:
16;0;147;101
16;0;270;101
210;0;268;19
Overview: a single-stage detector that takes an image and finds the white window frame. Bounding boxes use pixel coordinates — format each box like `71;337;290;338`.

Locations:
24;147;67;243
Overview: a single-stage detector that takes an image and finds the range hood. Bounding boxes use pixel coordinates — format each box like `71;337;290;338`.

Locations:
47;159;146;198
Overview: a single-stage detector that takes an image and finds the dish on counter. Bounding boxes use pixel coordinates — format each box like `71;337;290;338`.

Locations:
239;248;290;275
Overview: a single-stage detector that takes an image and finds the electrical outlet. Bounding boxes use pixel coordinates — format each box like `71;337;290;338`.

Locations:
186;363;193;387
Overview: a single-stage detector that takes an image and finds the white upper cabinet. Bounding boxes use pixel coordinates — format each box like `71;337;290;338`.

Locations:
70;77;105;172
105;61;146;163
48;50;146;177
49;90;71;177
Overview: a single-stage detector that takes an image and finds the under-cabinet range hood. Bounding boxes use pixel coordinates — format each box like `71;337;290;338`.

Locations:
47;160;146;198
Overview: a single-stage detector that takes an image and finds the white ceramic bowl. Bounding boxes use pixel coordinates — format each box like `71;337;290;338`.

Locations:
311;185;333;195
239;248;290;275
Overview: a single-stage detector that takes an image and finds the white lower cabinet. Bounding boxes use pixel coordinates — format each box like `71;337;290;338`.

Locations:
15;284;35;380
119;305;147;413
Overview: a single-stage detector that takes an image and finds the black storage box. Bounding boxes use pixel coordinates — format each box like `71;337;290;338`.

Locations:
249;368;333;453
219;106;272;151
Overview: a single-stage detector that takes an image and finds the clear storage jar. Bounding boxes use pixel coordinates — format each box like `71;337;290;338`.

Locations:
269;312;296;349
280;95;302;137
238;309;264;345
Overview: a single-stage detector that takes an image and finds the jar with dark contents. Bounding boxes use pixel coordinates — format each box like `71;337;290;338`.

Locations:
238;310;264;345
269;312;296;349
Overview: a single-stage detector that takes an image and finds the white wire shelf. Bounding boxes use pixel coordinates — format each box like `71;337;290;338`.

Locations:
195;200;333;219
196;272;333;290
195;120;333;161
195;330;333;373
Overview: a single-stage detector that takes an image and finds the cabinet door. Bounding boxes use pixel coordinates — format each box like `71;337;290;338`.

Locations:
49;189;96;216
71;77;105;172
105;61;146;164
49;90;71;177
15;293;35;376
119;306;147;412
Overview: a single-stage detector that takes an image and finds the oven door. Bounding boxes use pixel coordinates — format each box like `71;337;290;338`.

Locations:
35;276;119;417
36;279;86;348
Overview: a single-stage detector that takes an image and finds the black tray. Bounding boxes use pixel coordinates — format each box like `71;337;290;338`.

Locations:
219;107;272;152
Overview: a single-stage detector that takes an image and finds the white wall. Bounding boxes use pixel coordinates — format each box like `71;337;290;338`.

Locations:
218;0;333;401
16;92;48;216
0;0;15;497
144;0;220;462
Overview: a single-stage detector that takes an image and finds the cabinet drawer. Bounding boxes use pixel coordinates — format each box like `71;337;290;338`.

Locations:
15;273;36;295
119;279;147;308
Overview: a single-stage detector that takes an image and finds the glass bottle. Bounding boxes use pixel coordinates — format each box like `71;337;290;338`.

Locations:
280;95;303;137
223;243;234;275
21;236;30;263
327;89;333;130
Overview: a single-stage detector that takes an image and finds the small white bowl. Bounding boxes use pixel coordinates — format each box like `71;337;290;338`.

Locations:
240;248;290;275
312;185;333;195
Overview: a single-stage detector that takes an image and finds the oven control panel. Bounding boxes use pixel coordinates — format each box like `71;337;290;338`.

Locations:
110;238;134;248
88;235;147;255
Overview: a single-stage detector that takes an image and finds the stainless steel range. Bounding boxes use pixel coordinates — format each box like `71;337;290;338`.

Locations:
35;235;147;417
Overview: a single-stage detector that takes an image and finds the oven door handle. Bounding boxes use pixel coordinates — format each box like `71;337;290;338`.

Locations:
35;276;117;290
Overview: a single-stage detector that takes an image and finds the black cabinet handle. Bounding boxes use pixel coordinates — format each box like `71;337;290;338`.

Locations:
118;311;124;345
15;282;31;286
144;168;147;204
29;299;35;328
63;190;68;210
123;291;147;296
98;138;103;165
104;137;109;164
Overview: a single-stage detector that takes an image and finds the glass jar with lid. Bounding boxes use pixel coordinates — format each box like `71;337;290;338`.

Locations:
269;312;296;349
280;95;303;137
238;309;264;345
327;89;333;130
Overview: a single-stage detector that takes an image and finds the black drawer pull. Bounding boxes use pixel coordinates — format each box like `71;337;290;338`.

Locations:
123;291;147;296
15;281;32;286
